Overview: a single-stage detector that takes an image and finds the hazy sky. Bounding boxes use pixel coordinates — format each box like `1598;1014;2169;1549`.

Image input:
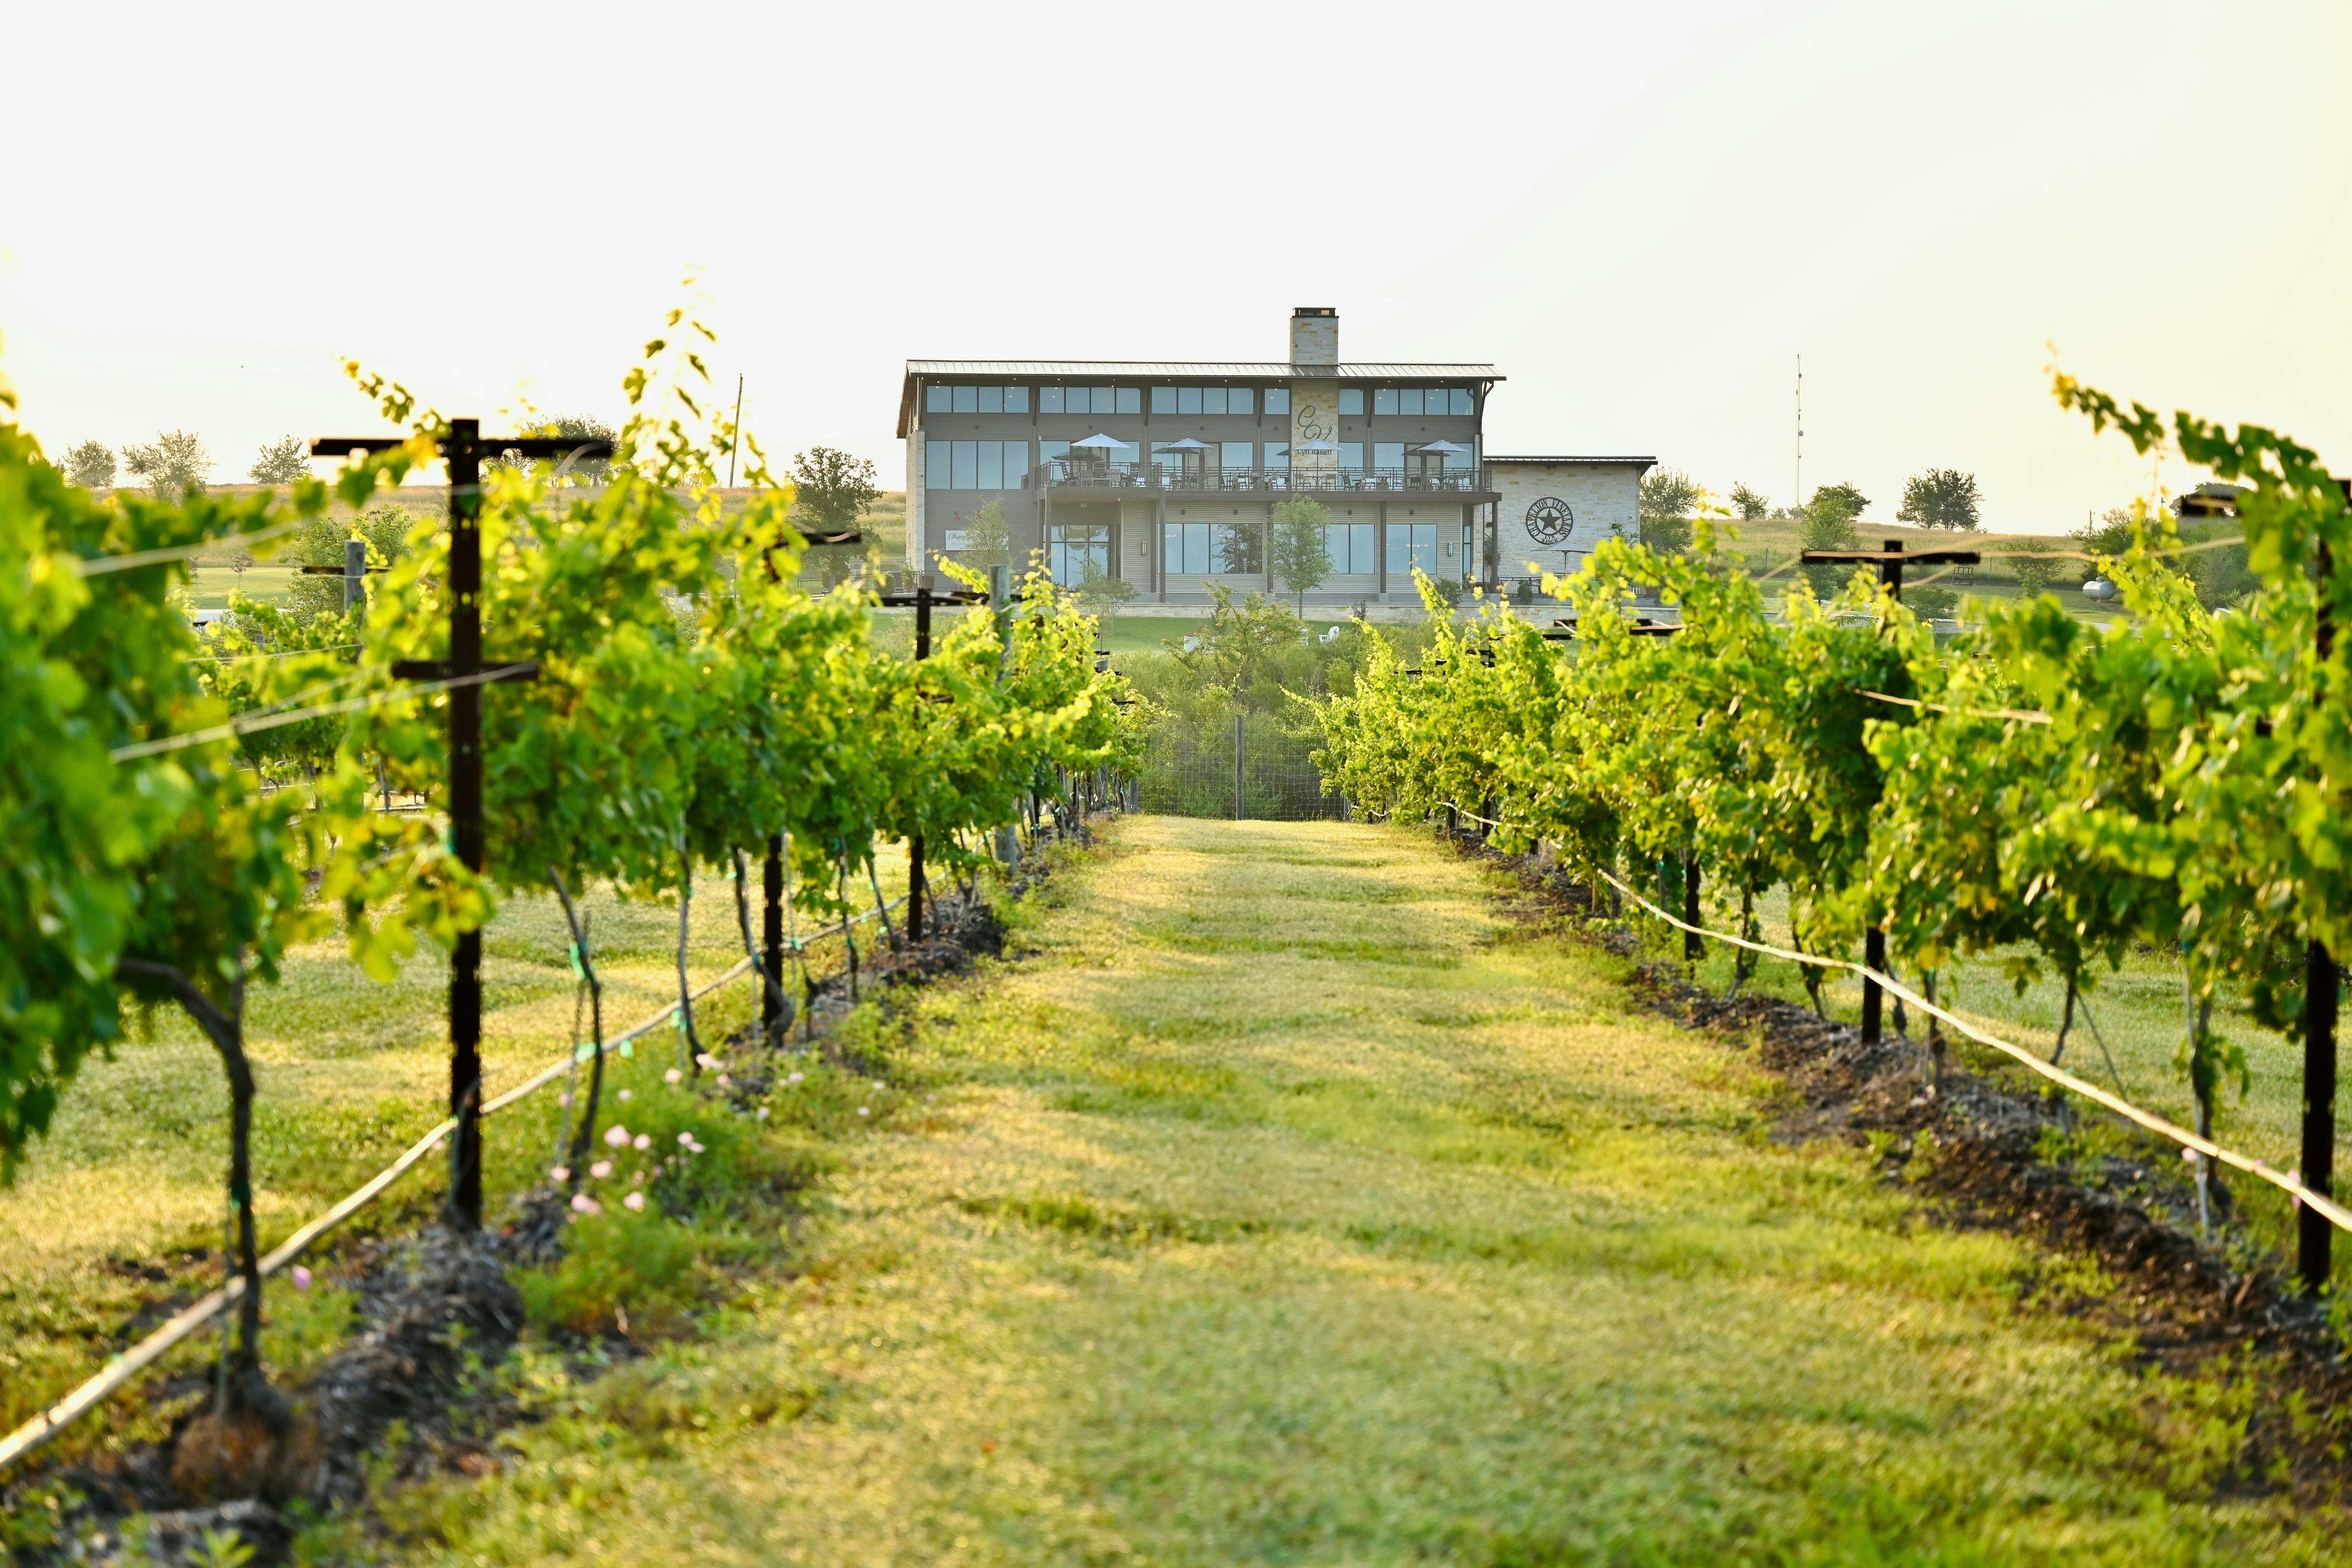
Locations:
5;0;2344;531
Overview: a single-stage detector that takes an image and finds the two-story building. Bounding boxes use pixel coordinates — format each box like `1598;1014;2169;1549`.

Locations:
896;307;1651;604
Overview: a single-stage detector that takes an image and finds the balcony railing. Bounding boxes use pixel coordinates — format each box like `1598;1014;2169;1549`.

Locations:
1040;462;1490;497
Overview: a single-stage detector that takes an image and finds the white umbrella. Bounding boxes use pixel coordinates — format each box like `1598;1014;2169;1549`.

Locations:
1416;440;1470;454
1155;437;1210;450
1071;433;1127;449
1295;439;1340;453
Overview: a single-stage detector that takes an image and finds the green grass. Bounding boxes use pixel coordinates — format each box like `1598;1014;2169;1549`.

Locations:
377;818;2343;1563
0;847;920;1463
1628;875;2349;1291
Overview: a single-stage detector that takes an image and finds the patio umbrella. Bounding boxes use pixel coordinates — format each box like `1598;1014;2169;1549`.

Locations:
1415;441;1470;454
1071;433;1127;449
1294;439;1340;452
1155;437;1210;450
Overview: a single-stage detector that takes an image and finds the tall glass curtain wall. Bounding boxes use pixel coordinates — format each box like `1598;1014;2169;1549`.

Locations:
1322;523;1375;575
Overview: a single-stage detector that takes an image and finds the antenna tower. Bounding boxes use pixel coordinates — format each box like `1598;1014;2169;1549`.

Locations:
1794;353;1804;514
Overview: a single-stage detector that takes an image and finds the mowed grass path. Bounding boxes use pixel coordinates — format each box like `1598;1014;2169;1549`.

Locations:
416;817;2336;1565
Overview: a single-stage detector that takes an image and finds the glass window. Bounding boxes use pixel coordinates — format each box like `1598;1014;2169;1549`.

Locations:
1046;523;1110;586
925;438;947;487
1041;386;1065;414
1212;521;1263;575
1222;441;1252;470
1203;387;1227;415
1150;440;1189;476
1151;386;1176;414
951;386;975;413
1374;442;1405;473
1339;388;1364;416
951;441;977;489
1230;388;1254;416
1117;387;1141;414
978;442;1002;488
978;386;1001;414
1039;439;1070;478
1446;439;1475;473
1339;442;1363;473
1265;388;1290;415
1177;387;1201;415
1090;387;1114;413
1322;523;1375;575
1388;521;1440;580
1373;387;1398;416
1450;388;1473;416
1263;441;1289;470
1166;521;1213;575
926;385;951;413
1404;388;1427;416
1008;386;1030;413
1003;441;1029;487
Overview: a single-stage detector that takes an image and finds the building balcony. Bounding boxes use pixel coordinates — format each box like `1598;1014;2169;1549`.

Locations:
1039;463;1494;500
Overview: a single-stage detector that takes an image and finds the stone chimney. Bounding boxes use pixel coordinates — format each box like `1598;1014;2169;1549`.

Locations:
1288;306;1337;367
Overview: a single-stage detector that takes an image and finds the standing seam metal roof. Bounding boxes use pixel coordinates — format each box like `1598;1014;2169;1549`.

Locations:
904;360;1499;378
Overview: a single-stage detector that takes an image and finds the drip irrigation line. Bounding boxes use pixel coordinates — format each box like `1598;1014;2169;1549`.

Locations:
1588;864;2352;1238
1857;690;2053;726
109;665;525;763
0;951;767;1476
188;643;364;663
71;517;310;575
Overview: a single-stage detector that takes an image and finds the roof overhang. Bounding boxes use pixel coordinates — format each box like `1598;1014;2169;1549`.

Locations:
898;360;1505;437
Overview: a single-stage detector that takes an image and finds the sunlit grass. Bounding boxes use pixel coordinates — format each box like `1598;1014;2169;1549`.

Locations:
0;846;918;1451
391;818;2343;1564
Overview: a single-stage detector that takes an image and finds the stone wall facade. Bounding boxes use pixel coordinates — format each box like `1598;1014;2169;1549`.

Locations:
1489;460;1649;581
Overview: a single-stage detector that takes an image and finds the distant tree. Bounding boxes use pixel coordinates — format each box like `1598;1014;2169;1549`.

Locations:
1810;481;1870;520
1728;481;1770;520
284;506;420;625
488;415;617;484
953;499;1012;575
1897;468;1982;531
2003;536;2068;596
1798;483;1867;595
248;434;311;486
123;430;211;501
63;440;116;489
1905;585;1959;619
1269;497;1334;612
1075;557;1138;635
1638;467;1701;554
2073;505;2135;561
791;446;882;538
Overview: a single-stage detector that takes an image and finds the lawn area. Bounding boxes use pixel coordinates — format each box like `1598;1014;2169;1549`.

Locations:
392;817;2343;1564
0;845;920;1456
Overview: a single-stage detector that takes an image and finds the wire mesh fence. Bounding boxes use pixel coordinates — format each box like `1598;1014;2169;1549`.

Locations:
1136;713;1347;822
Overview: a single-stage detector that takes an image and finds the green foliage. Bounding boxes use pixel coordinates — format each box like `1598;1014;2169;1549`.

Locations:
954;498;1012;574
1799;486;1867;594
790;445;880;537
1897;468;1982;531
122;429;211;501
2001;536;2071;596
247;435;311;487
62;439;114;489
1270;497;1334;610
1317;371;2352;1160
1075;556;1137;631
277;506;418;625
1636;468;1699;556
1905;585;1959;618
1729;482;1770;520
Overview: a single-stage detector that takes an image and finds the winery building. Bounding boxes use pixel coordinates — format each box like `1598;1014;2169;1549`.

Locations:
896;307;1651;605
